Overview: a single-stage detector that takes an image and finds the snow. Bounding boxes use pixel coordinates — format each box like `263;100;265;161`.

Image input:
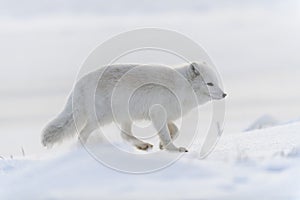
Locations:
244;114;279;131
1;122;300;199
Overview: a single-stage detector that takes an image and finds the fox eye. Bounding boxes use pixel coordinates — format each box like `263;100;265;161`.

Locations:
207;82;214;86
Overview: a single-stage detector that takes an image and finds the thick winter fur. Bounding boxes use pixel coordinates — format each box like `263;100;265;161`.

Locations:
42;62;226;152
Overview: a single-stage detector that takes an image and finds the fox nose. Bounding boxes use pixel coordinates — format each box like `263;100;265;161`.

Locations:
222;93;227;98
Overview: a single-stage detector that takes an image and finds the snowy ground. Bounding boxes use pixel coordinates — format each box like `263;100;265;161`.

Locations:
1;121;300;199
1;1;300;157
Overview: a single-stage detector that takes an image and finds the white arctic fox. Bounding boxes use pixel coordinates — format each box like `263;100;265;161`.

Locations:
42;62;226;152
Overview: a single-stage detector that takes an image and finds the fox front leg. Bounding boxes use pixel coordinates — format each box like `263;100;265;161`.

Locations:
149;105;187;152
159;122;179;150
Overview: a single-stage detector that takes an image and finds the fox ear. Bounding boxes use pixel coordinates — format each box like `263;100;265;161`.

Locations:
189;62;200;77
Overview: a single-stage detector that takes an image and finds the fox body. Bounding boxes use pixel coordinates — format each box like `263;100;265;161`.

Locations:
42;62;226;152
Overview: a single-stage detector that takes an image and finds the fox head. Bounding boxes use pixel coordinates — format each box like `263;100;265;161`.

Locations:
187;61;226;104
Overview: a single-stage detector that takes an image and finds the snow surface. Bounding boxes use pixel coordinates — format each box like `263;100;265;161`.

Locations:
1;122;300;199
244;115;279;132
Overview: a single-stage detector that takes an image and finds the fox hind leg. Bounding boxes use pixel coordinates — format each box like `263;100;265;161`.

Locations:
78;123;96;144
120;122;153;151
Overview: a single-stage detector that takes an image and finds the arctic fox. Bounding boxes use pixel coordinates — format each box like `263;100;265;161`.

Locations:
41;62;226;152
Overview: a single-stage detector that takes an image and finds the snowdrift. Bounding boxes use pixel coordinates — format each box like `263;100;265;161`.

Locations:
1;122;300;199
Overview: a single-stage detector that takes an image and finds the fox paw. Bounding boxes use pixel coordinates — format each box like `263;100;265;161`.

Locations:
178;147;188;152
164;146;188;153
135;143;153;151
159;143;188;153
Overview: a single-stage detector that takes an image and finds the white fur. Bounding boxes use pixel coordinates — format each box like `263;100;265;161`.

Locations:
41;62;226;152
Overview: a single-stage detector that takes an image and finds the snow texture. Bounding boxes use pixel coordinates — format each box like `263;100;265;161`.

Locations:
1;122;300;199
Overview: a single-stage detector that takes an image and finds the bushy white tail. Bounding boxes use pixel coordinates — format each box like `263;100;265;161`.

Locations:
41;96;78;147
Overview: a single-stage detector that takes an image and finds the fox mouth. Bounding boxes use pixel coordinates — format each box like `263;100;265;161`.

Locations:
211;96;223;100
210;93;227;100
